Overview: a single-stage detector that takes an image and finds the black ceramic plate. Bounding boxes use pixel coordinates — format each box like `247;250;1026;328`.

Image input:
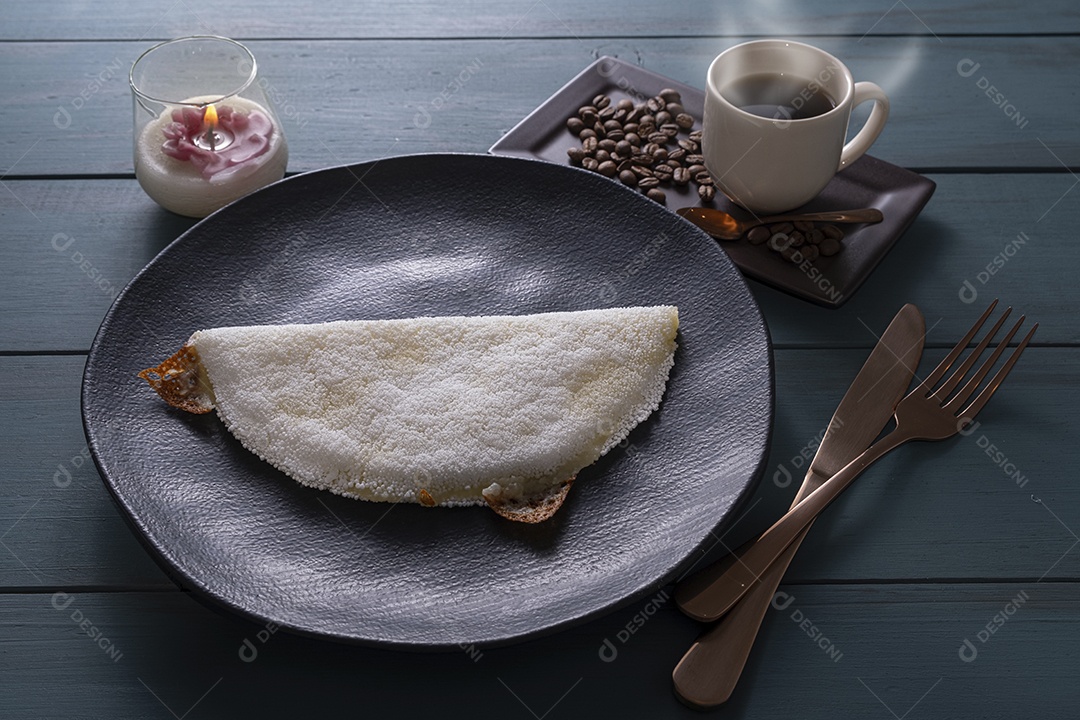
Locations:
82;153;772;649
490;56;937;308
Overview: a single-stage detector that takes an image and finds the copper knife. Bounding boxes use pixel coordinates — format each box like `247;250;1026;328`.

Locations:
673;303;926;708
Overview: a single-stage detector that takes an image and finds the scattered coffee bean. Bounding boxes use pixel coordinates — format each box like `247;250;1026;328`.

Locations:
694;172;713;186
598;160;617;177
624;132;641;146
582;157;599;171
653;147;669;162
800;244;820;262
686;163;706;177
667;148;687;162
638;176;661;189
595;149;611;163
617;98;634;111
567;147;585;164
566;117;585;134
582;136;598;154
780;245;801;262
592;94;610;109
659;88;681;103
606;128;625;141
821;224;844;240
646;188;667;203
819;237;842;256
684;153;705;165
593;121;606;137
652;163;674;182
598;105;616;121
579;128;596;141
615;140;632;156
660;123;680;138
642;142;661;156
580;109;598;125
675;113;695;129
747;226;771;244
647;97;664;113
673;167;691;185
793;220;814;233
770;222;795;235
619;169;638;187
806;228;824;245
698;184;716;202
638;122;657;137
689;130;702;143
598;139;617;152
787;230;805;247
630;165;654;178
631;154;655;167
655;111;673;126
666;102;685;117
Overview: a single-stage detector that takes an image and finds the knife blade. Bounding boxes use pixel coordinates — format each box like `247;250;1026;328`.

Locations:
673;303;925;708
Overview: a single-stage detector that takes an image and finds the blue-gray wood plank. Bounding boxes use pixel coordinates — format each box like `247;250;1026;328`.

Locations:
2;1;1077;717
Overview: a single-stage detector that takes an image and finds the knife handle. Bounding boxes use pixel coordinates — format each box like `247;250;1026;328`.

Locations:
675;430;908;622
674;521;814;708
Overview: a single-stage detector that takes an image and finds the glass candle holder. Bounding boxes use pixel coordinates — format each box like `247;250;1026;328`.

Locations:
130;36;289;218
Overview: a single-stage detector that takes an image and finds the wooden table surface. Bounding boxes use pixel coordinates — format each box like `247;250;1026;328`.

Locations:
2;1;1077;717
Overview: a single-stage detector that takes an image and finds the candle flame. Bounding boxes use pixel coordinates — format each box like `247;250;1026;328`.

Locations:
203;104;218;129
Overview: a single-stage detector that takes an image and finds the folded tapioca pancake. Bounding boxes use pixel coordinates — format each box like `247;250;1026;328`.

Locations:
139;306;678;523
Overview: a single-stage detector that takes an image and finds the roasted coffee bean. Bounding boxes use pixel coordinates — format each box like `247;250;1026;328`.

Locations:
626;105;645;123
768;232;791;252
603;119;622;133
579;128;596;140
566;117;585;134
678;139;699;153
647;132;670;145
689;129;703;143
819;237;842;256
619;169;638;187
623;122;639;135
647;97;664;113
667;148;687;162
652;163;674;182
787;230;805;247
595;149;611;163
642;142;660;156
684;153;704;165
806;228;824;245
800;244;820;262
660;123;680;137
638;176;661;189
615;140;633;156
781;245;801;263
598;160;618;177
675;113;695;129
598;106;616;121
770;222;795;235
793;220;814;233
673;167;691;185
747;226;771;245
567;147;585;164
631;165;655;178
698;184;716;202
598;138;617;152
821;224;844;240
612;108;628;122
582;136;598;154
582;157;599;171
631;154;655;167
659;88;682;103
639;114;655;127
666;102;685;117
592;94;611;109
686;163;706;176
653;147;669;162
638;122;657;137
593;121;606;137
580;109;598;125
646;188;667;203
624;132;641;146
605;128;625;141
617;98;634;111
655;110;672;125
694;172;714;186
617;159;633;172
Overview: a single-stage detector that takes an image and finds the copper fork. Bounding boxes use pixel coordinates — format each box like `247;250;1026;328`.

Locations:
676;300;1037;622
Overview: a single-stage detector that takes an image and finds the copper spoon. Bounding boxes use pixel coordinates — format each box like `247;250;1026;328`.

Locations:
676;207;883;240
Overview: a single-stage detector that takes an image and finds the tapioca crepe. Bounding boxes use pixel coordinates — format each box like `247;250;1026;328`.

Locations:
139;306;679;523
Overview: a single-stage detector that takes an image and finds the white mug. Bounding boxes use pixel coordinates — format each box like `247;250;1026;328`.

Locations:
702;39;889;215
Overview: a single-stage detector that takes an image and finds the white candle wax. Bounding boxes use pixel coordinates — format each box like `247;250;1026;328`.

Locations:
135;95;288;218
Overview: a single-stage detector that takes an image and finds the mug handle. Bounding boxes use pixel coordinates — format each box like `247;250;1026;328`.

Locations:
838;82;889;171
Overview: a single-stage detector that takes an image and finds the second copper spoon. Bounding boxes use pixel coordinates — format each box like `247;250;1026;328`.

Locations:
676;207;883;240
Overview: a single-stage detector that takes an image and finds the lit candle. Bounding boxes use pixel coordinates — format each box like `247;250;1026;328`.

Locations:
135;94;288;218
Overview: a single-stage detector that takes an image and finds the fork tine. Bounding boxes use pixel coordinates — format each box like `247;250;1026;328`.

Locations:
944;315;1025;414
958;322;1038;421
931;306;1012;401
918;299;998;394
